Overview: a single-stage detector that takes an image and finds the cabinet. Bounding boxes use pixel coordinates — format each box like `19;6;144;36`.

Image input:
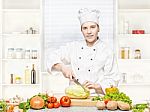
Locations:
117;0;150;101
0;0;42;100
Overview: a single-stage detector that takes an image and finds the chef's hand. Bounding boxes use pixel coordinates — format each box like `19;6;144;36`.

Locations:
61;65;76;80
83;80;97;89
83;80;104;94
52;63;75;80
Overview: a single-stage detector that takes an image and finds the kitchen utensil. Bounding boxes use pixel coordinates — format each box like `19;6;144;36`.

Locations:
72;76;87;92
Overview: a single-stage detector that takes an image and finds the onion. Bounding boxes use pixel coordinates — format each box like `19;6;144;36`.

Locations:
30;96;45;109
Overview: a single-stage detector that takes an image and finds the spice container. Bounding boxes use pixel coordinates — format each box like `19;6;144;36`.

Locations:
15;48;23;59
24;50;30;59
120;47;130;59
31;50;38;59
7;48;15;59
15;76;21;84
134;49;141;59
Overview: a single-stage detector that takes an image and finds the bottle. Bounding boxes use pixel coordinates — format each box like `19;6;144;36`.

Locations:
10;74;14;84
25;66;30;84
31;64;36;84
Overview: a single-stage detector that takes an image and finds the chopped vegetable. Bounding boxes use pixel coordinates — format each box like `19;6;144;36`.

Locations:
65;85;90;99
92;96;103;101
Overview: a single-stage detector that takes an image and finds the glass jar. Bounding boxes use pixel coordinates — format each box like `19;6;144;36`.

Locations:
24;50;30;59
120;47;130;59
15;76;21;84
31;50;38;59
134;49;141;59
16;48;23;59
7;48;15;59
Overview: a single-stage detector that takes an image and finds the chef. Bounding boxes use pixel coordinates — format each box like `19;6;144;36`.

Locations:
47;8;119;94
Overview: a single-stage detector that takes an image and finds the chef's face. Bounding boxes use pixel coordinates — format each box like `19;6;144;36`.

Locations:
81;22;99;47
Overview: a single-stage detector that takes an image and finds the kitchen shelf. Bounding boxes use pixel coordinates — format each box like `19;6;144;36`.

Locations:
2;33;40;37
119;83;150;86
2;9;40;12
118;59;150;62
0;0;42;99
118;34;150;37
119;9;150;12
1;59;40;62
2;84;40;86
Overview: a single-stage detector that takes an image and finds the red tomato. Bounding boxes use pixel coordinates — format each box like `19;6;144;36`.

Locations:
104;99;110;105
60;96;71;107
47;96;57;103
53;102;60;108
47;103;54;109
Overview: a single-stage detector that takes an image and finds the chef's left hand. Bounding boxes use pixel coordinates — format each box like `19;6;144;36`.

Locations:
83;80;97;89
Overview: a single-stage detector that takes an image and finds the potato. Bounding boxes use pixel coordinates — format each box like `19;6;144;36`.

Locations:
106;101;118;110
117;101;130;110
96;101;106;110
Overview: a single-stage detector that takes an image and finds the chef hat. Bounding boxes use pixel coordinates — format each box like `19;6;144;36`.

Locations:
78;8;100;25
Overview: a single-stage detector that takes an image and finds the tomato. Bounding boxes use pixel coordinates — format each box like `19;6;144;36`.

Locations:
47;103;54;109
60;96;71;107
53;102;60;108
104;99;110;105
47;96;57;103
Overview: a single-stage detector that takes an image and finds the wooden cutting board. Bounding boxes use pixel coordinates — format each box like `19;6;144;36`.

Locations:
70;97;97;107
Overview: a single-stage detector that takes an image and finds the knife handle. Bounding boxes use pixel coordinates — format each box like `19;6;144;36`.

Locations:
72;76;78;81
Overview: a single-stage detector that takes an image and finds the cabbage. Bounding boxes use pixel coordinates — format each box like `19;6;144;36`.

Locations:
65;85;90;99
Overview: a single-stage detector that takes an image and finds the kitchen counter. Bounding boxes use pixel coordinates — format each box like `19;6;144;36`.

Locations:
28;107;131;112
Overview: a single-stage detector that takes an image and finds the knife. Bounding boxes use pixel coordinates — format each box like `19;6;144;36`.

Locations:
72;76;87;92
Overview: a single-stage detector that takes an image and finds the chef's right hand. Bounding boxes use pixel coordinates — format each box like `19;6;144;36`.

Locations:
60;64;76;80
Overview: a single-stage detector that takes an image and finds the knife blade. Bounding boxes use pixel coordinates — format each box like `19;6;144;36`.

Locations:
72;76;87;92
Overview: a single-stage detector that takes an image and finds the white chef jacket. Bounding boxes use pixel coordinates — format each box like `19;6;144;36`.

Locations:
47;39;119;93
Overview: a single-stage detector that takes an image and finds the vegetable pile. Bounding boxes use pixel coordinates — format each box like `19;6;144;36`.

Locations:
132;103;148;112
19;93;71;111
93;86;132;111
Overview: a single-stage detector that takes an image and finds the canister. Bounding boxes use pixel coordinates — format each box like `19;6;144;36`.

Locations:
7;48;15;59
16;48;23;59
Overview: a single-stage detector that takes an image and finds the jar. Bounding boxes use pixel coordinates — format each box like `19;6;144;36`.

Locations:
15;76;21;84
31;50;38;59
134;49;141;59
15;48;23;59
24;50;30;59
120;47;130;59
121;73;127;83
7;48;15;59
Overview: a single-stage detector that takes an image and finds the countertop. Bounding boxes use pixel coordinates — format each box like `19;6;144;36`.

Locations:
28;107;131;112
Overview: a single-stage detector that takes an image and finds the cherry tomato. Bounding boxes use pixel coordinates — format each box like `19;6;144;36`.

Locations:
47;96;57;103
104;99;110;105
47;103;54;109
53;102;60;108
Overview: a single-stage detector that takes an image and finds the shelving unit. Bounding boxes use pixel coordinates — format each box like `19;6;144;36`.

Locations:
117;0;150;101
0;0;42;100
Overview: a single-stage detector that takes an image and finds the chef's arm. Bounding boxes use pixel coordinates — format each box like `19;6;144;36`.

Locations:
52;63;75;80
